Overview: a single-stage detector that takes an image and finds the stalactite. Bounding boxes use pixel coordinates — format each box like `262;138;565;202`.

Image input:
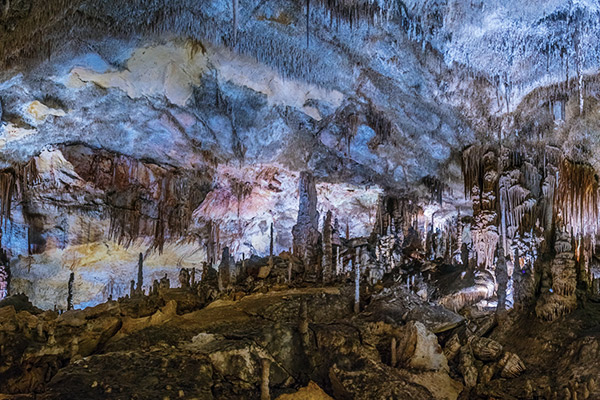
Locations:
235;28;332;87
61;145;211;252
207;220;220;265
366;103;393;146
464;147;499;271
422;175;444;205
0;159;39;228
0;170;16;227
346;112;359;157
373;195;421;240
499;169;535;243
232;0;238;47
461;145;488;200
555;158;598;240
306;0;310;48
231;177;253;219
312;0;398;29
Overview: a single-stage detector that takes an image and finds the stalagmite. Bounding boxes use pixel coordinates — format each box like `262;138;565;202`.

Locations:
218;247;231;291
292;172;321;275
260;358;271;400
70;337;79;359
67;272;74;310
190;268;196;288
354;247;360;314
47;326;56;346
36;322;44;340
136;253;143;295
0;263;8;300
269;223;274;271
390;337;397;367
322;211;333;284
496;238;508;313
179;268;190;289
299;300;310;350
536;225;578;321
269;222;274;259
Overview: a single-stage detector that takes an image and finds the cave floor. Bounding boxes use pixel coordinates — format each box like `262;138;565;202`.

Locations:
1;285;600;399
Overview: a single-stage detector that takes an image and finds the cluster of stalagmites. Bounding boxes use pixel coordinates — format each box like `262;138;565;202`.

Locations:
448;143;600;320
535;226;578;321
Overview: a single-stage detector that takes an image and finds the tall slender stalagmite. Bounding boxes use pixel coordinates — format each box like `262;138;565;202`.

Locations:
391;337;397;367
354;247;360;314
67;272;74;310
299;299;310;350
322;211;333;284
496;237;508;312
269;222;274;270
218;247;231;290
269;222;274;258
0;235;8;300
292;171;321;275
260;358;271;400
136;253;143;295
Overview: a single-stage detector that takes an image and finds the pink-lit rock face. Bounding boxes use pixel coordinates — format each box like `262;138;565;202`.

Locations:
1;145;383;309
193;164;383;262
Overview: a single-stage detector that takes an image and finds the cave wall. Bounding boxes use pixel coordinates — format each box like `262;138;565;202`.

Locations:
0;1;600;318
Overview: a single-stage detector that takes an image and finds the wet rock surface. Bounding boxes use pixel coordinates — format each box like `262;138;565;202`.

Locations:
0;282;460;399
1;270;599;400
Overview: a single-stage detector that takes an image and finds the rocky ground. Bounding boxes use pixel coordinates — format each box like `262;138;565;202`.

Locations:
1;266;599;400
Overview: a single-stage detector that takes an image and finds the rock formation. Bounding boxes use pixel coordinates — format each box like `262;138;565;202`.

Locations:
292;171;321;277
322;210;333;284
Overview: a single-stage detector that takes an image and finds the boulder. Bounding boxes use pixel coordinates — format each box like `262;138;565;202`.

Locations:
471;337;503;361
275;381;333;400
395;321;449;371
